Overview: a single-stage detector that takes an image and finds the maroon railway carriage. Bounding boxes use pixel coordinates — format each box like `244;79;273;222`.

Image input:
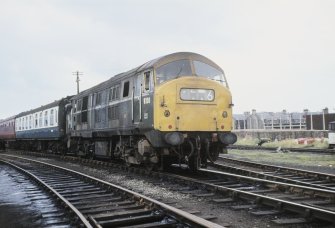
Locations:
0;116;16;149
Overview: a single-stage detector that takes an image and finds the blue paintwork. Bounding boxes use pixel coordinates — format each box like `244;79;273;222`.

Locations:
16;127;62;139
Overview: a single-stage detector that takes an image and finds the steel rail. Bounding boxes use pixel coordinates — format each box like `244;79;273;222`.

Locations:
0;154;224;228
217;156;335;182
0;158;93;228
164;169;335;223
227;145;335;154
209;160;335;191
6;151;335;224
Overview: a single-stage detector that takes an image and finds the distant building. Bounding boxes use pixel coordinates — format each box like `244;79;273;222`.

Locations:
234;108;334;130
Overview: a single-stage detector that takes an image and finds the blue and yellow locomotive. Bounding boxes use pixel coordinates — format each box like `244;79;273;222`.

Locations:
67;52;237;170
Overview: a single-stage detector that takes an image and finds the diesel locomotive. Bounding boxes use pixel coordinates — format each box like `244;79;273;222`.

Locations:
0;52;237;171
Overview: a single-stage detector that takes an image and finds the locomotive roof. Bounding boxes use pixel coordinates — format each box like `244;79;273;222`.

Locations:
138;52;223;71
72;52;223;100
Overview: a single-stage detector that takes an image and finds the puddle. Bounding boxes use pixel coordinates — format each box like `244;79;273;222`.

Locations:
0;164;72;227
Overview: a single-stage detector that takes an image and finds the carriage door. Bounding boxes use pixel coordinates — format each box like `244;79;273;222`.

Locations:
133;74;142;124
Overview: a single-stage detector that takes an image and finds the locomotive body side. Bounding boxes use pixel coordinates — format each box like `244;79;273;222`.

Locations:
67;68;156;158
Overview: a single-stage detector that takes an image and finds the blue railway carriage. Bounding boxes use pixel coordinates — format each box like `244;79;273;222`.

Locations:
67;52;237;170
15;97;72;152
328;121;335;149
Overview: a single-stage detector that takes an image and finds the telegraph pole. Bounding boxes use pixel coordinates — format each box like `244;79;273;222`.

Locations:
72;71;83;94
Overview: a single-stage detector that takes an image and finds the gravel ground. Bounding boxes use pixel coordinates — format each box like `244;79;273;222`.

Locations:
2;151;334;228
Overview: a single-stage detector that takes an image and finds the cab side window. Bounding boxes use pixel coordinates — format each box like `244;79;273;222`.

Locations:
143;71;151;92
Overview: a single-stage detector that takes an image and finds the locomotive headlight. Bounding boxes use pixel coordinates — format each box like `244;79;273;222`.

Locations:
222;111;228;118
164;132;184;146
218;132;237;145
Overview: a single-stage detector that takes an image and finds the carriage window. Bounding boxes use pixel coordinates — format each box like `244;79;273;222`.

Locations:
50;109;54;126
55;109;58;124
35;114;38;128
29;116;32;129
39;113;43;127
123;81;130;97
156;60;192;85
44;111;48;126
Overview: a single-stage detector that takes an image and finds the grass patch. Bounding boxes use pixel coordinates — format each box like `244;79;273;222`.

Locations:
236;138;329;149
227;149;335;168
235;138;259;146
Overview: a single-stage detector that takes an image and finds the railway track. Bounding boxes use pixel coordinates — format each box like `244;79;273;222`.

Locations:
227;145;335;154
209;156;335;191
3;151;335;226
0;154;222;228
0;163;77;227
164;167;335;225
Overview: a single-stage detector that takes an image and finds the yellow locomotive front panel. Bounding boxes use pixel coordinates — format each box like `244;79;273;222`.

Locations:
155;76;233;132
147;53;237;171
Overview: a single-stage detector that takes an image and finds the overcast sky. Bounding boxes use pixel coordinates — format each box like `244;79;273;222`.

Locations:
0;0;334;119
